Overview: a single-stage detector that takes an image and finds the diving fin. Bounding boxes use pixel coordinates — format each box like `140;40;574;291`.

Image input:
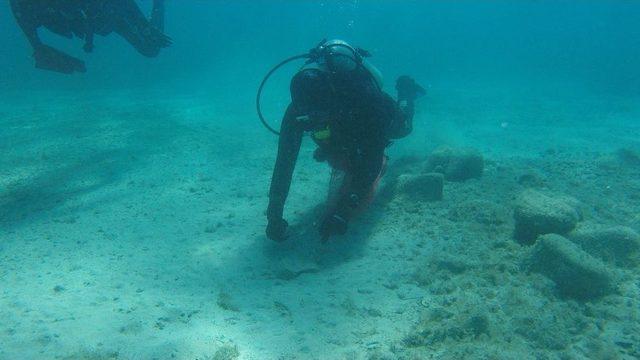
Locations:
34;45;86;74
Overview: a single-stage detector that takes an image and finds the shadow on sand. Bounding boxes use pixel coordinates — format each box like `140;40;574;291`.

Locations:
0;103;197;232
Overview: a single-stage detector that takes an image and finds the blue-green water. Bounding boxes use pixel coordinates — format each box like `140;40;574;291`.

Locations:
1;1;639;359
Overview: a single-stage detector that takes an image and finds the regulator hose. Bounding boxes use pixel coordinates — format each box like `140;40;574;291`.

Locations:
256;40;378;136
256;54;310;136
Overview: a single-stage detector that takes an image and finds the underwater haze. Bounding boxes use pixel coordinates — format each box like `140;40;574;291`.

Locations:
1;1;639;359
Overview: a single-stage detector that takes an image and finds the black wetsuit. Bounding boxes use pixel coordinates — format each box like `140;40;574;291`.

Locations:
267;68;415;240
10;0;170;73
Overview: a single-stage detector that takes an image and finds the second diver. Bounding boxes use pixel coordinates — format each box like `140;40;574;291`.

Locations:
10;0;171;74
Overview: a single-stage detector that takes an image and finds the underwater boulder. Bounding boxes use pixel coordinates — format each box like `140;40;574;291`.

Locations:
513;190;580;244
395;173;444;201
425;146;484;182
526;234;616;300
570;224;640;268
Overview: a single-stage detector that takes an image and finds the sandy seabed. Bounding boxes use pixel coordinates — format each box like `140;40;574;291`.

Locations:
1;89;639;359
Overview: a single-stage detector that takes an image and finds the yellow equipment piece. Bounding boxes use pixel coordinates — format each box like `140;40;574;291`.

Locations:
313;126;331;141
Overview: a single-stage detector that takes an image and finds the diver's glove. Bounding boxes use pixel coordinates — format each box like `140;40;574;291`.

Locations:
34;45;86;74
395;76;426;102
144;25;173;49
319;214;348;242
266;217;288;242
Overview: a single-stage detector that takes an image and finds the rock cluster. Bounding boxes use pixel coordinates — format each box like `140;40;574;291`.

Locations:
394;147;486;202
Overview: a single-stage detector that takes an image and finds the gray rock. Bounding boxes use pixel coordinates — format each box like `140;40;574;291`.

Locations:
396;173;444;201
570;224;640;268
426;147;484;181
513;190;580;244
526;234;616;300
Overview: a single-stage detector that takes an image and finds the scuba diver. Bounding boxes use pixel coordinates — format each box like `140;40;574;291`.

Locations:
9;0;171;74
263;39;425;242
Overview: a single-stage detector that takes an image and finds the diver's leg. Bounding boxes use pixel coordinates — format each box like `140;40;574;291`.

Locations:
10;0;42;48
150;0;165;32
10;0;86;73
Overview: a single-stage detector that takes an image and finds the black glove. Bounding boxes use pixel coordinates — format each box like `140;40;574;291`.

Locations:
144;25;173;49
266;218;288;242
319;214;348;242
395;76;426;102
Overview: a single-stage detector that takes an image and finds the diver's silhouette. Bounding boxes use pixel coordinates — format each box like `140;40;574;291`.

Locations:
264;40;426;242
10;0;171;74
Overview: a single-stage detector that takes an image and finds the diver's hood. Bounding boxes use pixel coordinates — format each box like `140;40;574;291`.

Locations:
256;39;384;136
309;39;384;89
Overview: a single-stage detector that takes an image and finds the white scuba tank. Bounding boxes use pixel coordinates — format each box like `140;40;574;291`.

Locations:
303;39;384;90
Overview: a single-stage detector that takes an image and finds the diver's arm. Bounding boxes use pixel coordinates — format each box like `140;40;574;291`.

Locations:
10;0;85;73
391;75;424;139
267;105;304;223
10;0;42;49
397;97;416;136
398;95;416;137
384;91;414;139
150;0;165;32
112;0;171;57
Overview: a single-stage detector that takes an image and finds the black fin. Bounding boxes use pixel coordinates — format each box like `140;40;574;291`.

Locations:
34;45;86;74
